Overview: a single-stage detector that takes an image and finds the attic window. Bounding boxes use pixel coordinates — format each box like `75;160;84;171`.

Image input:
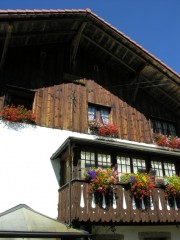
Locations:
88;104;110;124
4;86;35;110
151;119;177;136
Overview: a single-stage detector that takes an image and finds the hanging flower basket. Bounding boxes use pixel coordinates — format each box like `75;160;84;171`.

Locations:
129;173;155;200
164;175;180;199
86;167;118;208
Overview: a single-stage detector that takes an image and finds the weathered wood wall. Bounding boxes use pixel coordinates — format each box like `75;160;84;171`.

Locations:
0;44;178;143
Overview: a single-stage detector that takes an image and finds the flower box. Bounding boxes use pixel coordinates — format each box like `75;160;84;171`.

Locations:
0;105;36;124
89;120;118;138
154;133;180;150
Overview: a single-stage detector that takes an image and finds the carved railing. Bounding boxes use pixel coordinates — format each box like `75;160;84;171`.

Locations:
58;180;180;223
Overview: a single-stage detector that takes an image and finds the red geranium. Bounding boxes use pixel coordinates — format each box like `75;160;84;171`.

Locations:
0;105;36;124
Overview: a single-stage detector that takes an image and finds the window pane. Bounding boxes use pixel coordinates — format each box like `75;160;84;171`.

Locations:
132;158;146;173
117;156;131;174
80;151;95;168
152;119;177;136
164;162;176;177
169;123;176;136
88;106;96;121
151;161;163;177
98;153;111;167
162;122;168;135
100;108;109;124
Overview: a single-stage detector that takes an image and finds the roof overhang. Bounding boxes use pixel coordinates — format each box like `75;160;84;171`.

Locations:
51;136;180;160
0;9;179;114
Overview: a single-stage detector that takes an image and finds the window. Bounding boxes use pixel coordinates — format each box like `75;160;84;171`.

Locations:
79;150;177;179
132;158;146;173
151;161;176;177
164;162;176;176
4;86;35;110
117;156;131;174
151;161;163;177
97;153;111;168
152;119;176;136
81;151;95;169
80;150;111;168
79;150;112;178
88;105;110;124
117;156;146;174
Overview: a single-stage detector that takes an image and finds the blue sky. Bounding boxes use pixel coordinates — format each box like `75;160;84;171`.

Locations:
1;0;180;74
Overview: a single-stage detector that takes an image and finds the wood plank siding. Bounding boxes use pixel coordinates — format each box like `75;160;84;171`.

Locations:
0;46;178;143
31;79;176;143
58;181;180;224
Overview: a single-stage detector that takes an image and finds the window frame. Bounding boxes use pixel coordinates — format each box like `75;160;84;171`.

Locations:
116;154;147;175
80;149;112;169
88;103;111;124
150;158;177;177
151;118;177;136
77;148;178;178
4;85;35;110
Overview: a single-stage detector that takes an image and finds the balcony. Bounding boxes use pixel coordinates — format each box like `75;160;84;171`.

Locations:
58;180;180;224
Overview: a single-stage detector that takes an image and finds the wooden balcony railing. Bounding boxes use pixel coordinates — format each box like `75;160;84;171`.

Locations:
58;180;180;223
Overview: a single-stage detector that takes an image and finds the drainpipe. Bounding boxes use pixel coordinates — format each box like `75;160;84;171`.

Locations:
68;139;72;227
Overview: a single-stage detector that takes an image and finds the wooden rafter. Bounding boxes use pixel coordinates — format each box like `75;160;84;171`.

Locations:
132;64;147;102
142;75;180;114
70;22;87;68
0;24;13;71
82;34;136;73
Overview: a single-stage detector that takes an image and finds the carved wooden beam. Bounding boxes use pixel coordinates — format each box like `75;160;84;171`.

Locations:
70;22;87;68
0;24;13;72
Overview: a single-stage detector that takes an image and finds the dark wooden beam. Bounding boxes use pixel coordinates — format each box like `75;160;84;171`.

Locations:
82;34;136;73
0;31;76;40
132;64;147;102
142;75;180;114
0;24;13;71
88;22;147;64
70;22;87;68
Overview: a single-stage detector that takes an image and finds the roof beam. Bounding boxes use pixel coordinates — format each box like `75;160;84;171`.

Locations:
88;22;146;64
142;76;180;114
88;22;179;84
70;22;87;68
132;64;147;102
82;34;136;73
0;24;13;71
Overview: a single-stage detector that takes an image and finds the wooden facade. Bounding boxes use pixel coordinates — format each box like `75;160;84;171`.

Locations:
0;45;179;143
1;9;180;237
0;10;180;144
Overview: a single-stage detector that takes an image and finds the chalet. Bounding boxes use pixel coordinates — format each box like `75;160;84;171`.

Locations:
0;9;180;240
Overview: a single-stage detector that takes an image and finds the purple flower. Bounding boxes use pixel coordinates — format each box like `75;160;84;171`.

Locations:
130;176;135;183
88;170;97;179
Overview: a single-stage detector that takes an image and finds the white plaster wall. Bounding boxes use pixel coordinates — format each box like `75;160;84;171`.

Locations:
92;225;180;240
0;119;163;219
0;120;94;218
